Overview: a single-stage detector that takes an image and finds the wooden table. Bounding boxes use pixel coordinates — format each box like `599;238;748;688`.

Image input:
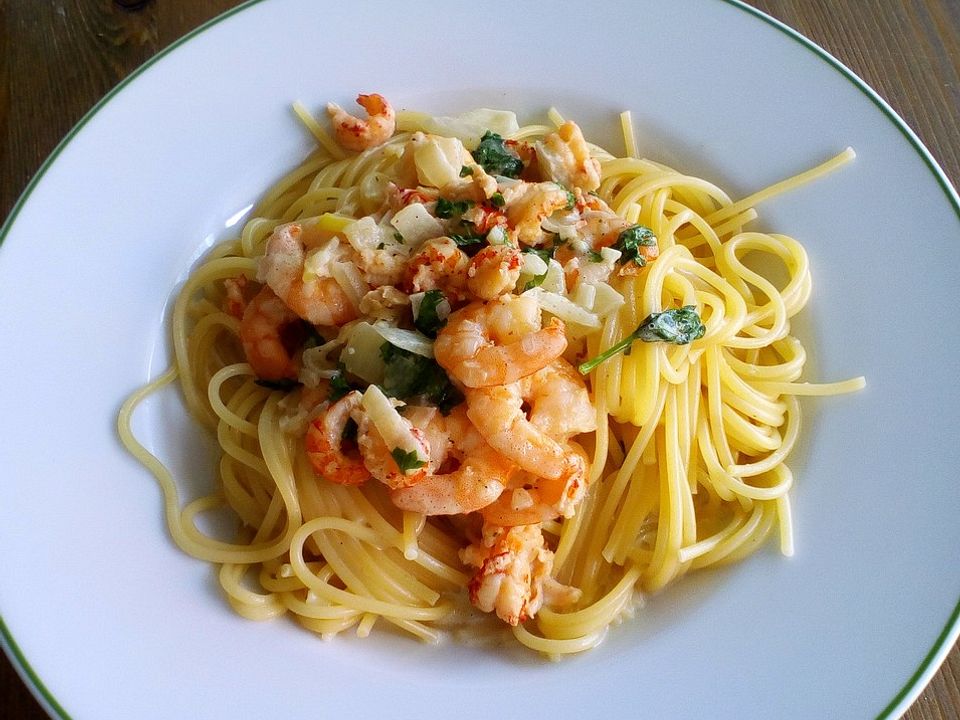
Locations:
1;1;957;718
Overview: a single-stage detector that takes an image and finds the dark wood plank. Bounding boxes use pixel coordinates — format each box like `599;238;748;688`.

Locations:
1;2;957;719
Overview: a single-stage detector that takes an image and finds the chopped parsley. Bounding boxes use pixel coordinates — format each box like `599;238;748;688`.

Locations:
578;306;706;374
490;192;505;208
328;363;354;401
448;233;485;256
586;249;604;263
612;224;658;266
435;197;473;219
459;165;474;177
379;343;464;414
391;447;427;474
473;131;524;178
414;289;449;338
521;246;555;291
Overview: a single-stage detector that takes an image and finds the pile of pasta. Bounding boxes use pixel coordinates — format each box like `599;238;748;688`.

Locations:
120;101;863;655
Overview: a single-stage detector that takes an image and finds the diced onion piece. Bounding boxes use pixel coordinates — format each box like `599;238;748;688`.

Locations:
313;212;355;234
591;281;626;318
541;259;566;294
343;216;382;253
330;261;368;312
302;237;341;281
521;252;549;277
390;202;444;247
486;226;508;245
373;324;435;359
571;282;597;311
341;322;389;384
524;287;600;329
599;246;622;263
361;385;421;456
414;136;469;188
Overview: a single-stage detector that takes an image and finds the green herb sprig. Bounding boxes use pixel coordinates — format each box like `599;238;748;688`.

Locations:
578;306;706;374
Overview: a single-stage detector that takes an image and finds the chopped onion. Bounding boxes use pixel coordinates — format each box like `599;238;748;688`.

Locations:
360;385;421;456
523;287;600;328
390;202;444;247
373;323;435;358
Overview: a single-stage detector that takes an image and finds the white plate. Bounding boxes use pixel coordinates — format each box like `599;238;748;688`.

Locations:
1;1;958;718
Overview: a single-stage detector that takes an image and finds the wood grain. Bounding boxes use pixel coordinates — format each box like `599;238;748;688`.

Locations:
1;1;957;718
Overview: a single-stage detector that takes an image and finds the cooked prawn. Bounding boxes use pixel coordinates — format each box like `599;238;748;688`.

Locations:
238;286;309;382
259;223;358;327
403;237;471;301
465;359;596;480
356;410;431;490
434;294;567;388
326;93;396;152
388;406;514;515
535;121;602;192
480;442;590;526
304;391;370;486
466;244;523;300
461;523;579;625
500;181;570;246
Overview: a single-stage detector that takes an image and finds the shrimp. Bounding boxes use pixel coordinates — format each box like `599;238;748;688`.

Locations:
466;244;523;301
388;406;514;515
434;294;567;388
465;359;596;481
258;223;358;327
460;523;580;625
480;442;590;526
304;391;370;486
326;93;396;153
535;121;602;192
238;286;310;382
403;237;471;301
356;409;431;490
500;181;571;246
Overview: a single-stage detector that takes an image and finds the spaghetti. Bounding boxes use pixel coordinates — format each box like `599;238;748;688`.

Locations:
119;95;863;655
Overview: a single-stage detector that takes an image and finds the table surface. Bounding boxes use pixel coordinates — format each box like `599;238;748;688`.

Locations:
2;1;958;718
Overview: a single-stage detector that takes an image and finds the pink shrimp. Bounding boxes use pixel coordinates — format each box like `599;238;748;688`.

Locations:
259;223;358;328
461;523;580;625
403;237;471;301
326;93;396;152
433;294;567;388
466;244;523;301
304;391;370;486
388;406;514;516
238;286;309;382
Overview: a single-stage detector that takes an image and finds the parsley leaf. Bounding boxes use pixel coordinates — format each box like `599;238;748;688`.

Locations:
612;224;658;266
435;198;473;219
379;343;464;414
521;246;555;292
473;131;524;178
490;192;505;208
414;289;449;338
391;447;427;474
459;165;474;177
578;306;706;374
328;364;353;401
448;233;486;257
586;249;604;263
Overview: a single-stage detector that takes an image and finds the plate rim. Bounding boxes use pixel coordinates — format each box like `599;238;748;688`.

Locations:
1;1;957;718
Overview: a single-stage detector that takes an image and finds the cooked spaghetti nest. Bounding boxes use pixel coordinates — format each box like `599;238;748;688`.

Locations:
119;93;864;655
